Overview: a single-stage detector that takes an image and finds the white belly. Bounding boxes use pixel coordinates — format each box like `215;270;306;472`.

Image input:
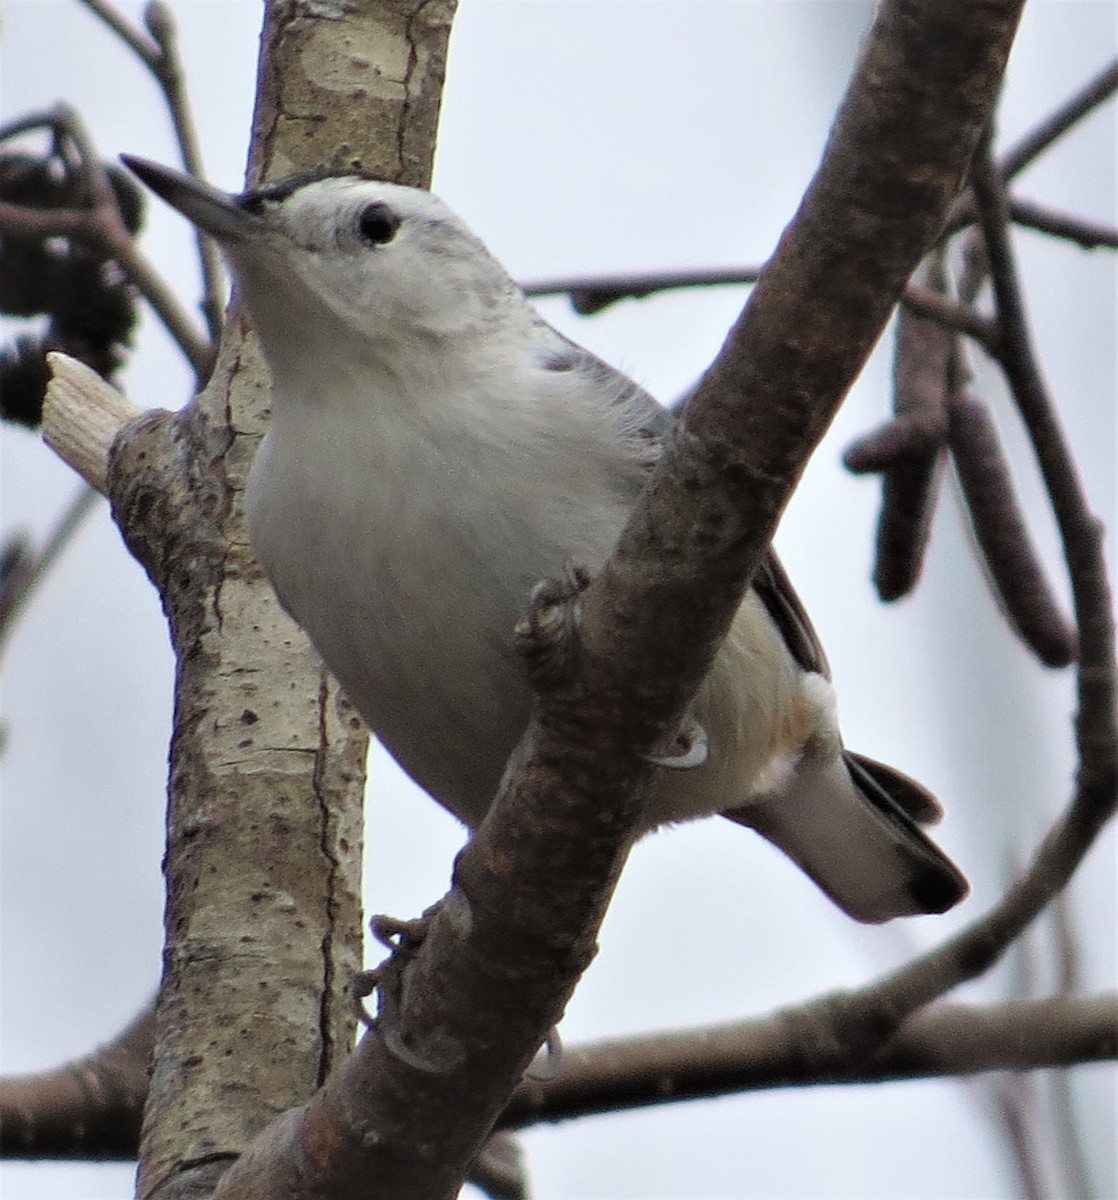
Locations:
245;405;798;834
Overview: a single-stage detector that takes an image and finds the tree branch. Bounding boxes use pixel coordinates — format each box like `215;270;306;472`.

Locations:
0;483;100;657
948;392;1078;666
900;285;1000;353
970;132;1117;786
1008;197;1118;250
840;64;1113;642
522;265;764;314
503;994;1117;1126
0;1003;154;1160
78;0;226;335
7;992;1111;1161
999;57;1118;181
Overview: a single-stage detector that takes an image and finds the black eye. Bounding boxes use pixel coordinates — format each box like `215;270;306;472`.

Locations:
358;202;400;245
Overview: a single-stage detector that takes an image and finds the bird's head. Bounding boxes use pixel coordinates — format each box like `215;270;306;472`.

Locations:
122;157;525;379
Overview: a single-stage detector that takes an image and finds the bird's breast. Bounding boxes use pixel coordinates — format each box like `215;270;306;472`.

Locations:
244;394;629;825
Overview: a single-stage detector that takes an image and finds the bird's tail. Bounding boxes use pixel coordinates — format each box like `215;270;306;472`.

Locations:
722;752;968;923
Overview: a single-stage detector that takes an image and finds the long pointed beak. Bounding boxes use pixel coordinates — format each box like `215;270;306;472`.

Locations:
121;155;259;243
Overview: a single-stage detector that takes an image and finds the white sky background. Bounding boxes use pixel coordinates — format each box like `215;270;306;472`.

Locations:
1;2;1115;1197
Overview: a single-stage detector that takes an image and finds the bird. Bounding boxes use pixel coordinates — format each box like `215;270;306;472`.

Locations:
123;155;968;923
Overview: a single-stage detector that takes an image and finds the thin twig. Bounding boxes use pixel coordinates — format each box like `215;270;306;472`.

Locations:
0;112;68;143
0;485;100;658
523;265;1007;358
971;129;1117;717
1009;198;1118;250
525;68;1118;321
835;95;1115;1047
142;1;226;335
1000;58;1118;181
900;284;1000;353
948;392;1078;666
843;257;955;600
107;221;216;374
992;1076;1048;1200
77;0;160;66
78;0;226;335
522;265;763;313
946;59;1118;235
1046;893;1096;1200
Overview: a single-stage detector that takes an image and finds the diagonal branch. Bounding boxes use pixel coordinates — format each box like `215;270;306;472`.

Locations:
999;57;1118;181
77;0;160;66
0;484;100;657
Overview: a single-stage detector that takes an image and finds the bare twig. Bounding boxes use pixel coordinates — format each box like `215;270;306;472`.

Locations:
78;0;225;335
521;265;1007;352
844;259;956;599
970;130;1116;736
1045;893;1097;1200
524;64;1118;324
846;63;1115;626
77;0;160;65
141;1;226;335
0;484;100;658
944;59;1118;236
1000;58;1118;181
7;993;1111;1161
900;285;1000;353
991;1075;1048;1200
1008;198;1118;250
523;265;764;314
99;199;217;377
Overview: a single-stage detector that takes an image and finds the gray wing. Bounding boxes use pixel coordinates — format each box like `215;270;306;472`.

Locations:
534;320;672;441
536;319;830;676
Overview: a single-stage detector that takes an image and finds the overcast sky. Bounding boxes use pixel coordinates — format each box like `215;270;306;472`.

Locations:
1;2;1115;1198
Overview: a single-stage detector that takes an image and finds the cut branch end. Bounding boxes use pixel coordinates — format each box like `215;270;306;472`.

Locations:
42;352;144;492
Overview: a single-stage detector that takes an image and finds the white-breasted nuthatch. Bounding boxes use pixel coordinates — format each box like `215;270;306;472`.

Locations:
124;157;968;923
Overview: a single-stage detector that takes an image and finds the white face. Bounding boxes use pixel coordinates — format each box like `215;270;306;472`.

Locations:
224;177;522;356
